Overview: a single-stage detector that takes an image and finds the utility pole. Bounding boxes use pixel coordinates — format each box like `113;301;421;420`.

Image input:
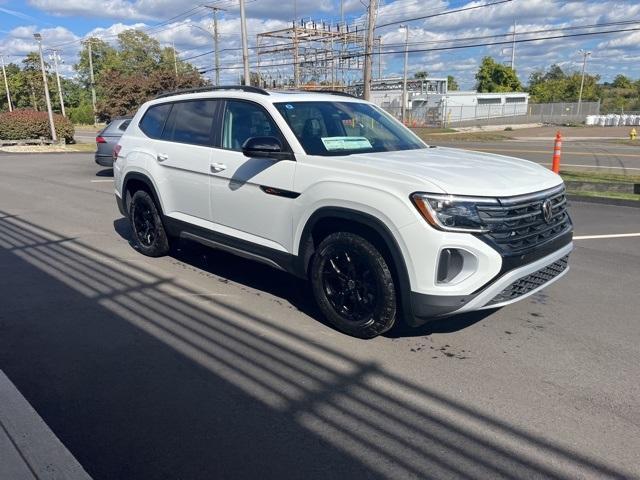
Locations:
377;38;382;79
1;54;12;112
204;6;225;86
172;41;178;79
50;49;66;117
293;0;300;88
510;19;516;70
213;9;221;85
34;33;57;142
400;25;409;123
239;0;250;85
85;39;98;126
577;49;591;115
362;0;378;100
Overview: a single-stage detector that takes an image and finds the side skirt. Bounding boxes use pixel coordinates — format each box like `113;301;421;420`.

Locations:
162;215;302;277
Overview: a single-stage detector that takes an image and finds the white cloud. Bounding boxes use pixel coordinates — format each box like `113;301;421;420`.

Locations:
0;0;637;86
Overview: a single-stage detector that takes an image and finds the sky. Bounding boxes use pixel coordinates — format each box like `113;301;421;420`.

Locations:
1;0;640;89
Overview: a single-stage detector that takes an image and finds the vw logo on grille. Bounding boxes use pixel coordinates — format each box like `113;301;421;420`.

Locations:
541;199;553;223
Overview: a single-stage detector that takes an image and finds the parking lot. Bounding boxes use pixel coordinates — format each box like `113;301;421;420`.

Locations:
1;152;639;479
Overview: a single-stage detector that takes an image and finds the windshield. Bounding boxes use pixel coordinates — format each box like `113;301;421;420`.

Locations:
274;101;426;156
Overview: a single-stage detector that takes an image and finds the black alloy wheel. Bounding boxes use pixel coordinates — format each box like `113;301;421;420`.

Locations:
311;232;397;339
129;190;170;257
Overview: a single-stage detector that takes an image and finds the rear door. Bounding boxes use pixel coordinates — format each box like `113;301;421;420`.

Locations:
150;99;220;222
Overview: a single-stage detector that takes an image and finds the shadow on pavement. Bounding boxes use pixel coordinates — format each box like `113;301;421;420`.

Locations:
95;168;113;177
0;212;632;480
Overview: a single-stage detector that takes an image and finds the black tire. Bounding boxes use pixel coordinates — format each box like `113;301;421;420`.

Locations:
128;190;170;257
310;232;397;339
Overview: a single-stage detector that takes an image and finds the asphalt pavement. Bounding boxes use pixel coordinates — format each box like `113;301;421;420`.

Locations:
431;139;640;172
0;153;639;480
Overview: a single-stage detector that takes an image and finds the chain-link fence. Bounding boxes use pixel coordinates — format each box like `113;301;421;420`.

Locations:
382;101;601;128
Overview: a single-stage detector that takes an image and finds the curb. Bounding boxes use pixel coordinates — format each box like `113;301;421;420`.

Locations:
0;150;93;156
0;371;92;479
567;194;640;208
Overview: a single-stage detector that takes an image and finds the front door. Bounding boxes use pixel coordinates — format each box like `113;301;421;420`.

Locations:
209;99;296;253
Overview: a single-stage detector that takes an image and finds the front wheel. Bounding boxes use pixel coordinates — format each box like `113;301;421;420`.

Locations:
128;190;170;257
310;232;397;339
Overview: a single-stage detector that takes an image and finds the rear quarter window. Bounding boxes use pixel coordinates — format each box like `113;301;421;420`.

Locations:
139;104;172;139
162;100;217;146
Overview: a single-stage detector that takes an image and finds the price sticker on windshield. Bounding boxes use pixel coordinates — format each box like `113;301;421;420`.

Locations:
321;136;372;151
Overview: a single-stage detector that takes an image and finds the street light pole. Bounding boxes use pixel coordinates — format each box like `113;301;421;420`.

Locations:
34;33;57;142
85;39;98;126
1;54;12;112
577;49;591;115
50;49;66;117
400;25;409;123
239;0;250;85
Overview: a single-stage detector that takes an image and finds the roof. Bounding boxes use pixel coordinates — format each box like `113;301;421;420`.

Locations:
151;85;366;105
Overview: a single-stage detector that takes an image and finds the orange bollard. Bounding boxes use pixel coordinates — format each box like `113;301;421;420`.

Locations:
551;131;562;173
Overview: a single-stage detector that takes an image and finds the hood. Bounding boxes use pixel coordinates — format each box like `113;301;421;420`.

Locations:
346;146;563;197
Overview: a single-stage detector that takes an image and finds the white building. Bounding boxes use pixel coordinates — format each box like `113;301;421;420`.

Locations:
412;91;530;125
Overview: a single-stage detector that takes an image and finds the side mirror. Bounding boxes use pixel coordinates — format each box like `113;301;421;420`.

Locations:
242;136;293;161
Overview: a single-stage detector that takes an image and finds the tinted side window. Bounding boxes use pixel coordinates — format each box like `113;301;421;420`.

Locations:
139;103;172;139
119;120;131;131
162;100;217;146
222;100;285;151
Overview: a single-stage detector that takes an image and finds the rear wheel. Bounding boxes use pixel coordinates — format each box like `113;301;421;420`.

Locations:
310;232;397;339
129;190;170;257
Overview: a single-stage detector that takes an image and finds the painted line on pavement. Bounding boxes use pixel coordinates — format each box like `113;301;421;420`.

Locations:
471;147;640;158
574;233;640;240
90;179;113;183
544;163;640;171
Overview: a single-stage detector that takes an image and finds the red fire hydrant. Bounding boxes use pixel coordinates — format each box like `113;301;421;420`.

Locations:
551;131;562;174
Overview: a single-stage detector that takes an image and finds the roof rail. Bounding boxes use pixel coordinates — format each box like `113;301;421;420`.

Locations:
315;90;359;98
155;85;270;99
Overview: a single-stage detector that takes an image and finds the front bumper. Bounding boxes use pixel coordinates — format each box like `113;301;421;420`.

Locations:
409;241;573;325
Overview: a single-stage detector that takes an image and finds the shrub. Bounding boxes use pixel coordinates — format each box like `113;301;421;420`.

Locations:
0;109;75;143
68;103;95;125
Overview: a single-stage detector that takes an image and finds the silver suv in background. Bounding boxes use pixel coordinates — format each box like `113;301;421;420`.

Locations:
95;116;132;167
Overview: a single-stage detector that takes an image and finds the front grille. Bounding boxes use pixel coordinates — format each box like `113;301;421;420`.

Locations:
487;255;569;306
477;186;571;255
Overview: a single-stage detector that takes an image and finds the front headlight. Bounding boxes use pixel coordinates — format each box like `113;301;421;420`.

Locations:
411;193;498;233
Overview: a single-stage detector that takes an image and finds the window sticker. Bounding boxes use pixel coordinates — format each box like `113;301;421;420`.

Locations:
285;104;294;110
321;136;372;151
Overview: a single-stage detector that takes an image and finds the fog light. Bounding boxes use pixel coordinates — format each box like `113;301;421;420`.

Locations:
437;248;464;284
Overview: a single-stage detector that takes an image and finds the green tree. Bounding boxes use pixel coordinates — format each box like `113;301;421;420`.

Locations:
611;74;632;89
447;75;459;91
76;29;206;120
414;71;428;79
475;56;522;92
75;38;118;88
527;64;601;103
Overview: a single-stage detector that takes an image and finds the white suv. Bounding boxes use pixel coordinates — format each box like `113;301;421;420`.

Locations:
114;86;572;338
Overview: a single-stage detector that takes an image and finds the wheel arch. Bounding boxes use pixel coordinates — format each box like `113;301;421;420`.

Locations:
122;171;164;216
295;207;413;317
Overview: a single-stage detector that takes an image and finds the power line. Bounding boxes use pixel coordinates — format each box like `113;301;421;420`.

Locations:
376;0;513;29
179;18;640;62
197;25;640;73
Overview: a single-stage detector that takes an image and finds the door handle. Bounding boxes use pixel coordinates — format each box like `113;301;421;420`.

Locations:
157;153;168;162
210;163;227;173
